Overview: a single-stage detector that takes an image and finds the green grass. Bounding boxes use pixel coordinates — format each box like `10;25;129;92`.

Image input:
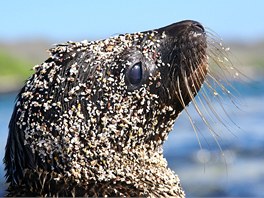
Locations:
251;58;264;68
0;50;34;79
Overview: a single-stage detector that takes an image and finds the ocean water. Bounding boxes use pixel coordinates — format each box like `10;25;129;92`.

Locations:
0;79;263;197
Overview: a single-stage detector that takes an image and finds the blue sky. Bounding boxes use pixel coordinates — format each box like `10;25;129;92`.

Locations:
1;0;264;42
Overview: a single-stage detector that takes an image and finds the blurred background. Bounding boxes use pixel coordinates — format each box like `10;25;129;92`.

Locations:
0;0;264;196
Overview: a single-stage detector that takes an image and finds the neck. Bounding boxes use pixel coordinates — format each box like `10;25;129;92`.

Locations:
8;144;184;197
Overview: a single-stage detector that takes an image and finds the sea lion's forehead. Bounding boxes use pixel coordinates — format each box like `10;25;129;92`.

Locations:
50;30;163;60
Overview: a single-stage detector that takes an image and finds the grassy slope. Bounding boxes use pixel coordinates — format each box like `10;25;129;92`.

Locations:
0;50;33;79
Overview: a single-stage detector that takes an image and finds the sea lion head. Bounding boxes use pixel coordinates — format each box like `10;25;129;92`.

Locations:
5;20;207;196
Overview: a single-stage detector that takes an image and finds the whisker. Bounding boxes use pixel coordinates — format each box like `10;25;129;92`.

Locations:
189;65;230;132
183;70;218;136
175;76;204;151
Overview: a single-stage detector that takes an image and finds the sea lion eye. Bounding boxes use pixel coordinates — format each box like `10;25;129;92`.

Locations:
127;62;143;85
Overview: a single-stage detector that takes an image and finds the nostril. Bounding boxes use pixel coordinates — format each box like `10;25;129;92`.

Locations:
193;22;205;32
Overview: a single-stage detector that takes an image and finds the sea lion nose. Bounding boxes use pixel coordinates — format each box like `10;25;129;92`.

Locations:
156;20;205;37
178;20;205;33
191;21;205;32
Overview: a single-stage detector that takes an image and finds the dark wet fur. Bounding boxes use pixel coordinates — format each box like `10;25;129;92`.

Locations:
4;20;210;197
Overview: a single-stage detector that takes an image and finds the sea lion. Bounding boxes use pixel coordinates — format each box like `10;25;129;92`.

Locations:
4;20;211;197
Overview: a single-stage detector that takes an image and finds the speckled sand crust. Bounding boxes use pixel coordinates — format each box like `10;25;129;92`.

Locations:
14;32;184;196
6;21;208;197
